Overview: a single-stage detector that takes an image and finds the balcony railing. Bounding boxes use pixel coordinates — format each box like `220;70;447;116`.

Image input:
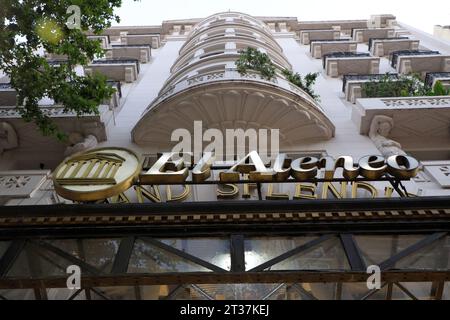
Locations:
148;68;324;115
47;59;70;66
112;44;151;49
92;58;140;73
310;39;353;43
425;72;450;88
390;50;440;68
0;104;111;118
368;37;409;51
342;73;399;92
309;39;355;54
322;52;370;68
0;83;12;89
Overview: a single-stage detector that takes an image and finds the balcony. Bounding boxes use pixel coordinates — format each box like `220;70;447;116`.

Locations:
44;53;68;60
352;28;395;43
132;68;335;148
46;59;69;67
106;45;151;63
369;38;419;57
86;35;110;49
119;32;161;49
323;52;380;78
391;51;450;77
85;59;140;83
425;72;450;89
368;14;397;28
0;83;16;106
310;40;357;59
298;20;367;35
342;74;399;103
351;96;450;150
299;29;341;45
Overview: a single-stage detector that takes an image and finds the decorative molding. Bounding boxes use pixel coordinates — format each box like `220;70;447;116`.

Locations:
352;97;450;141
0;170;50;198
133;79;334;147
382;97;450;107
423;161;450;188
0;207;448;227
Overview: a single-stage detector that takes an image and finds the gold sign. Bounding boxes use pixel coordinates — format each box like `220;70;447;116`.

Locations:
53;150;420;203
53;147;141;202
140;152;420;183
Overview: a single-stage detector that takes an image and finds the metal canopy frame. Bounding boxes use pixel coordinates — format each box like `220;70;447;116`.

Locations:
0;197;449;299
0;231;449;300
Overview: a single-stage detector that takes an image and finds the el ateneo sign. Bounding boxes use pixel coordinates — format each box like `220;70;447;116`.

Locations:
53;148;420;203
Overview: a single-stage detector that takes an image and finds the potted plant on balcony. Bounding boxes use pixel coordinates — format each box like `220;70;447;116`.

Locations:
362;73;450;98
236;48;320;101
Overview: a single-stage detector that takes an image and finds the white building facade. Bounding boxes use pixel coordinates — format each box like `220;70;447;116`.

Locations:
0;12;449;300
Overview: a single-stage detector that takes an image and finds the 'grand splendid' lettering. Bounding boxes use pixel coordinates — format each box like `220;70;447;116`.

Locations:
139;151;420;184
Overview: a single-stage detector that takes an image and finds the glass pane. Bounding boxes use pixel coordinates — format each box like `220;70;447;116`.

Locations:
395;236;450;270
365;286;388;300
391;283;413;300
342;283;387;300
396;282;433;300
354;235;426;266
128;239;210;273
92;287;136;300
160;238;230;270
45;239;120;273
46;288;87;300
270;237;350;271
194;283;280;300
140;285;173;300
244;237;316;270
0;289;35;300
7;243;73;278
0;241;10;259
168;285;204;300
443;282;450;300
290;283;337;300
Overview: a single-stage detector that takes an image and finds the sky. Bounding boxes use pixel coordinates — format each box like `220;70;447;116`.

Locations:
113;0;450;34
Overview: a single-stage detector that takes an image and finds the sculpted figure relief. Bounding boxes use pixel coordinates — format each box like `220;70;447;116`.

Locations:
369;115;406;157
0;122;19;155
64;132;98;157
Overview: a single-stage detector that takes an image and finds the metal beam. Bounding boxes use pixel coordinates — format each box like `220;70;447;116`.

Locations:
230;235;245;272
31;241;103;276
190;284;214;300
141;238;228;273
0;240;26;277
1;197;450;237
434;281;445;300
2;197;450;222
261;283;285;300
162;285;185;300
340;234;366;271
111;237;135;274
395;282;418;300
90;288;111;300
291;284;318;300
249;235;334;272
380;233;447;271
0;270;448;289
